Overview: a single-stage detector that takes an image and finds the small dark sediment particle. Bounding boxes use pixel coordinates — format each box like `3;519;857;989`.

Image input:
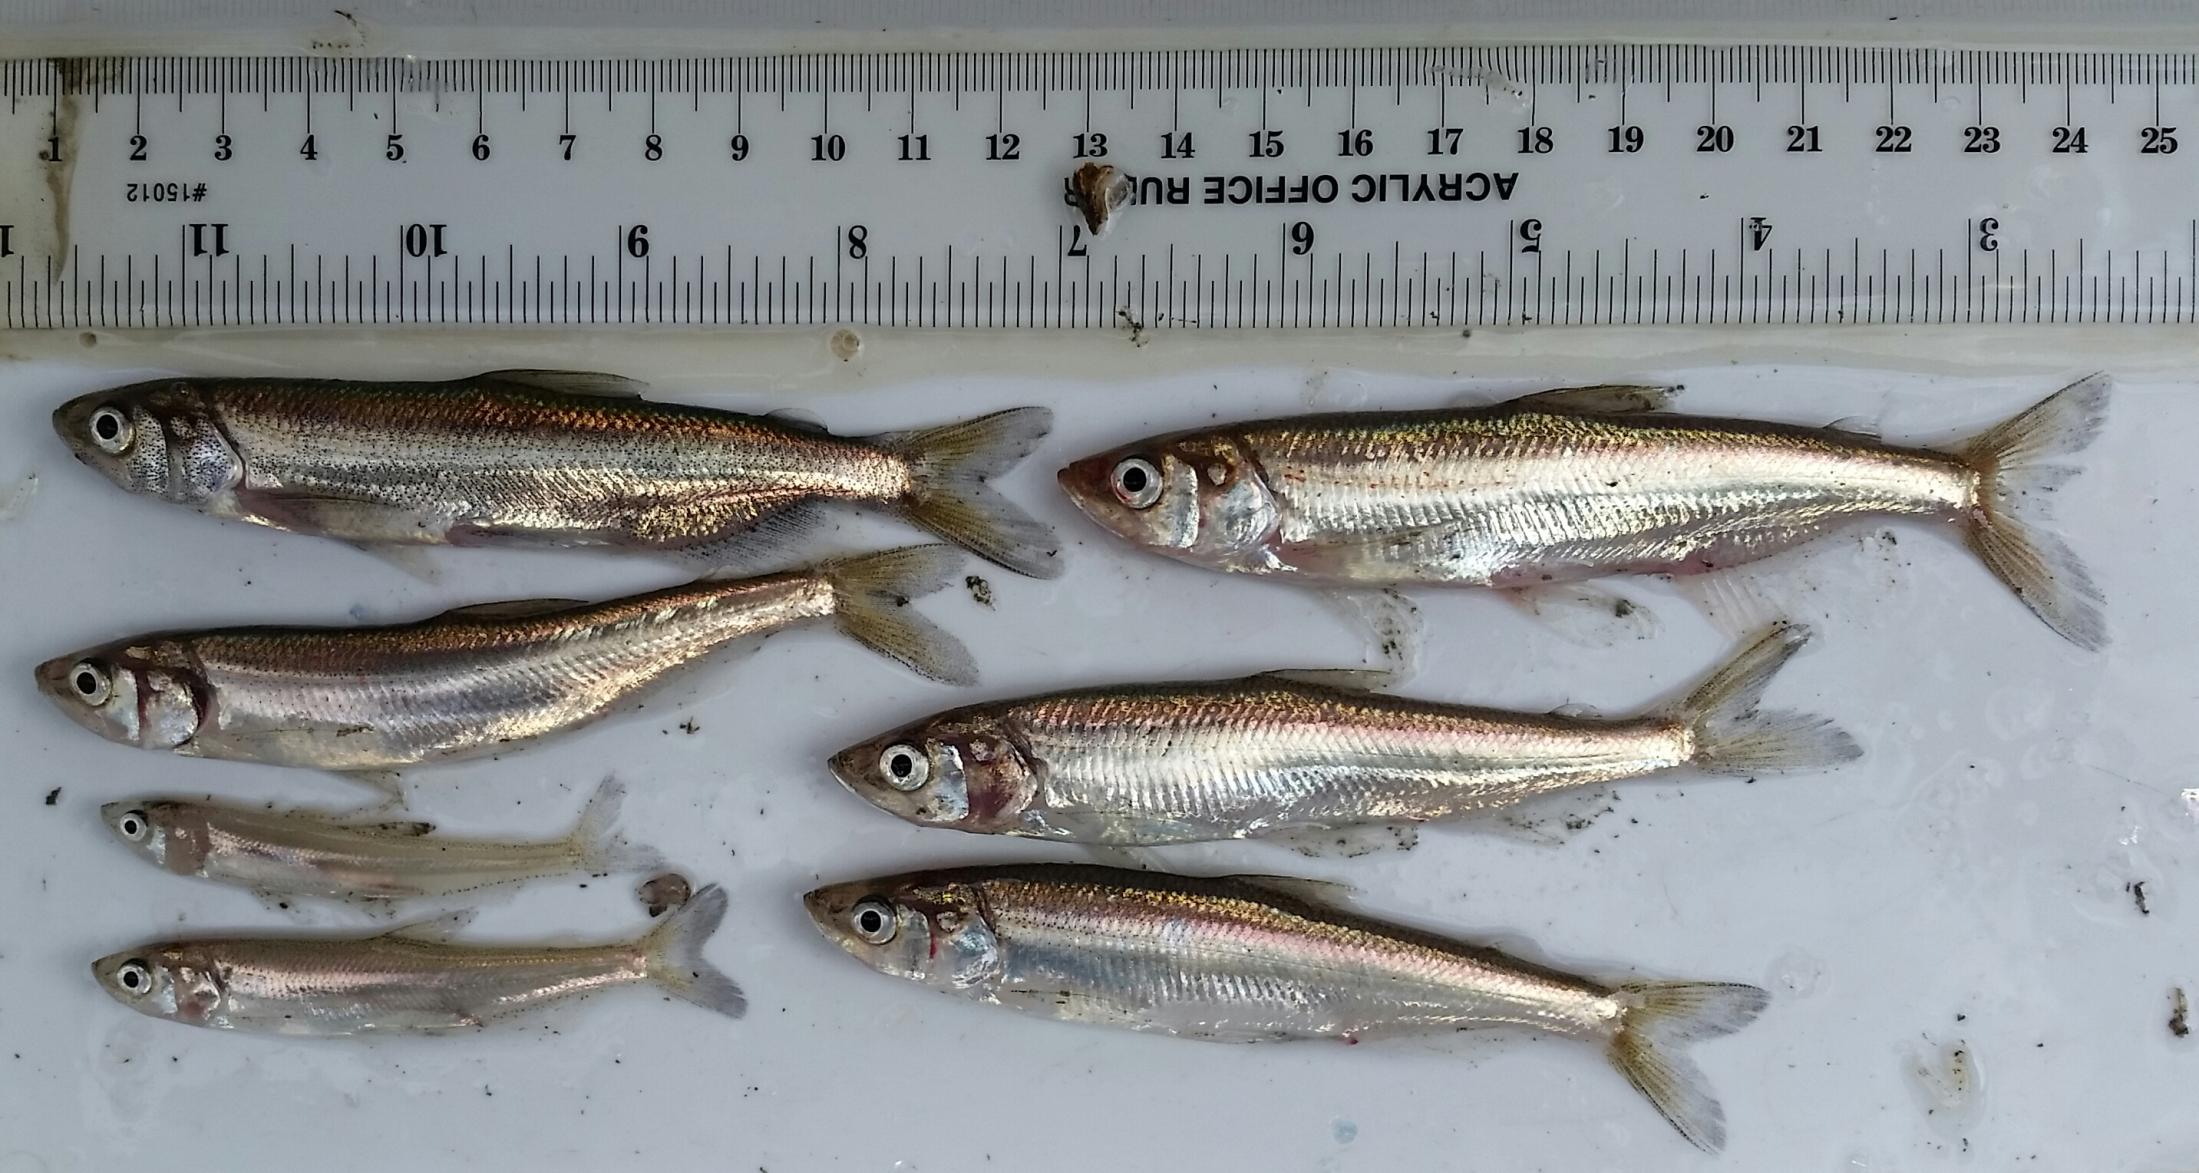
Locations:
2171;987;2190;1039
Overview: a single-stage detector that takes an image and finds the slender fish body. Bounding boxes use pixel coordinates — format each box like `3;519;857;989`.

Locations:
806;864;1767;1152
92;884;742;1035
52;370;1060;577
831;625;1855;846
1058;377;2110;648
35;545;974;772
102;777;663;900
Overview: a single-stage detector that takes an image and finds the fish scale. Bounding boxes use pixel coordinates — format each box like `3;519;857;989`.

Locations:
1058;378;2107;647
831;625;1855;847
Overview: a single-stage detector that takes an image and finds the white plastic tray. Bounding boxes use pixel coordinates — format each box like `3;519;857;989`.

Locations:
1;349;2188;1170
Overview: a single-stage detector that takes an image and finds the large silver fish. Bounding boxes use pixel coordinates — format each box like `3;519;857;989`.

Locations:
36;545;973;774
806;864;1767;1152
102;777;662;901
1058;376;2109;648
53;370;1059;577
93;884;740;1034
829;624;1853;848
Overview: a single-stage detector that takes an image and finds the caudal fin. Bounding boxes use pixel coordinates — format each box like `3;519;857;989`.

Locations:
1959;374;2111;650
567;777;666;875
1677;623;1859;775
881;407;1062;579
1609;980;1770;1153
642;884;745;1019
821;545;978;685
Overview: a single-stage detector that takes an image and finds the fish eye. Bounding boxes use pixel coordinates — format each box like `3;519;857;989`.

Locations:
69;661;112;706
115;959;152;995
88;406;134;454
118;809;150;841
877;743;929;791
849;899;898;944
1110;457;1163;509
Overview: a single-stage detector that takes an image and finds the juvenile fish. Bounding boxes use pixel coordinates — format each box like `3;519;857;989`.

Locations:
37;545;973;773
103;777;662;901
830;624;1853;848
94;884;740;1034
807;864;1767;1152
1058;376;2109;648
54;370;1059;577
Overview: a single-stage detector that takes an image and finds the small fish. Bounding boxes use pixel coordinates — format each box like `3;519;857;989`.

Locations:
831;624;1851;848
806;864;1767;1152
1058;376;2110;648
102;777;662;901
94;883;741;1034
54;370;1059;577
37;545;973;773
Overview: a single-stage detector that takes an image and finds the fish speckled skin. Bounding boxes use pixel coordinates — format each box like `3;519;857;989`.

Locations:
807;864;1768;1152
93;884;741;1034
103;778;661;901
37;546;973;772
831;625;1853;846
1059;378;2109;648
52;371;1059;577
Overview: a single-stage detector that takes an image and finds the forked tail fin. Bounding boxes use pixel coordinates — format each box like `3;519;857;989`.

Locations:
1958;373;2111;650
1608;980;1770;1153
642;884;745;1019
880;406;1062;579
1675;624;1859;776
820;545;979;686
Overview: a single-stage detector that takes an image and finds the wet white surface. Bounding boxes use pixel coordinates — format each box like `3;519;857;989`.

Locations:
0;349;2192;1171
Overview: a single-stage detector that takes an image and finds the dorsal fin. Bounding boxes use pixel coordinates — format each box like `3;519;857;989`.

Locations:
766;407;832;434
1511;383;1677;416
1824;414;1883;440
1548;701;1604;720
435;598;586;620
380;909;477;943
476;369;647;399
1258;667;1398;693
1221;873;1357;904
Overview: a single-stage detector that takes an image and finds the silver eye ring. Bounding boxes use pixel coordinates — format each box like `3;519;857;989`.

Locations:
878;743;930;791
1110;457;1163;510
89;406;134;455
119;810;150;841
70;661;112;706
115;959;152;994
849;899;898;944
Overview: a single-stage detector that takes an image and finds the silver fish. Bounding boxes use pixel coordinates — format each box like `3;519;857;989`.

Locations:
103;777;662;901
94;884;741;1034
830;625;1854;848
37;545;973;773
807;865;1768;1152
1058;376;2110;648
54;370;1059;577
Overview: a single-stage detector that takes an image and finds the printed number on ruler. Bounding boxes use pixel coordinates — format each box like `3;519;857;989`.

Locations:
2;49;2198;329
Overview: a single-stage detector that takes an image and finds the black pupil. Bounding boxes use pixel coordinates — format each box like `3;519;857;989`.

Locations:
94;412;119;440
122;967;142;989
889;753;913;778
858;909;883;933
74;670;99;696
124;818;140;834
1119;465;1149;493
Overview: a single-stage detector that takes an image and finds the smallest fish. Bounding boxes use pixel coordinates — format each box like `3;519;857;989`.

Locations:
102;777;663;902
92;885;741;1035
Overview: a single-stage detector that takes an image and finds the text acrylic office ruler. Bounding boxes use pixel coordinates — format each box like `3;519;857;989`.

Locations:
2;46;2198;330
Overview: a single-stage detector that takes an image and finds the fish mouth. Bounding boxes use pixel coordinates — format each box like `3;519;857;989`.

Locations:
1055;459;1133;536
801;881;872;949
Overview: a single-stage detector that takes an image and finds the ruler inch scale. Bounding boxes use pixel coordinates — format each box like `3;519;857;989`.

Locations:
4;46;2199;330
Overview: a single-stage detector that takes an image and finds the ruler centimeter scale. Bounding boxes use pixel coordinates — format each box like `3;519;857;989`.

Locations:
4;46;2199;331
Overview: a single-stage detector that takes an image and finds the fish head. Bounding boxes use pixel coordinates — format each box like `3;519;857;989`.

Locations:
100;800;208;874
53;380;241;506
91;942;224;1025
803;874;1003;990
35;640;206;752
1057;430;1279;567
827;711;1038;834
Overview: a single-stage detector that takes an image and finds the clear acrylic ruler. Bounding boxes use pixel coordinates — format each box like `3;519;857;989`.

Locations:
3;46;2199;330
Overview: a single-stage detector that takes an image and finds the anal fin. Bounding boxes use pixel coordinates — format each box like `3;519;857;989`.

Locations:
1266;821;1422;858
